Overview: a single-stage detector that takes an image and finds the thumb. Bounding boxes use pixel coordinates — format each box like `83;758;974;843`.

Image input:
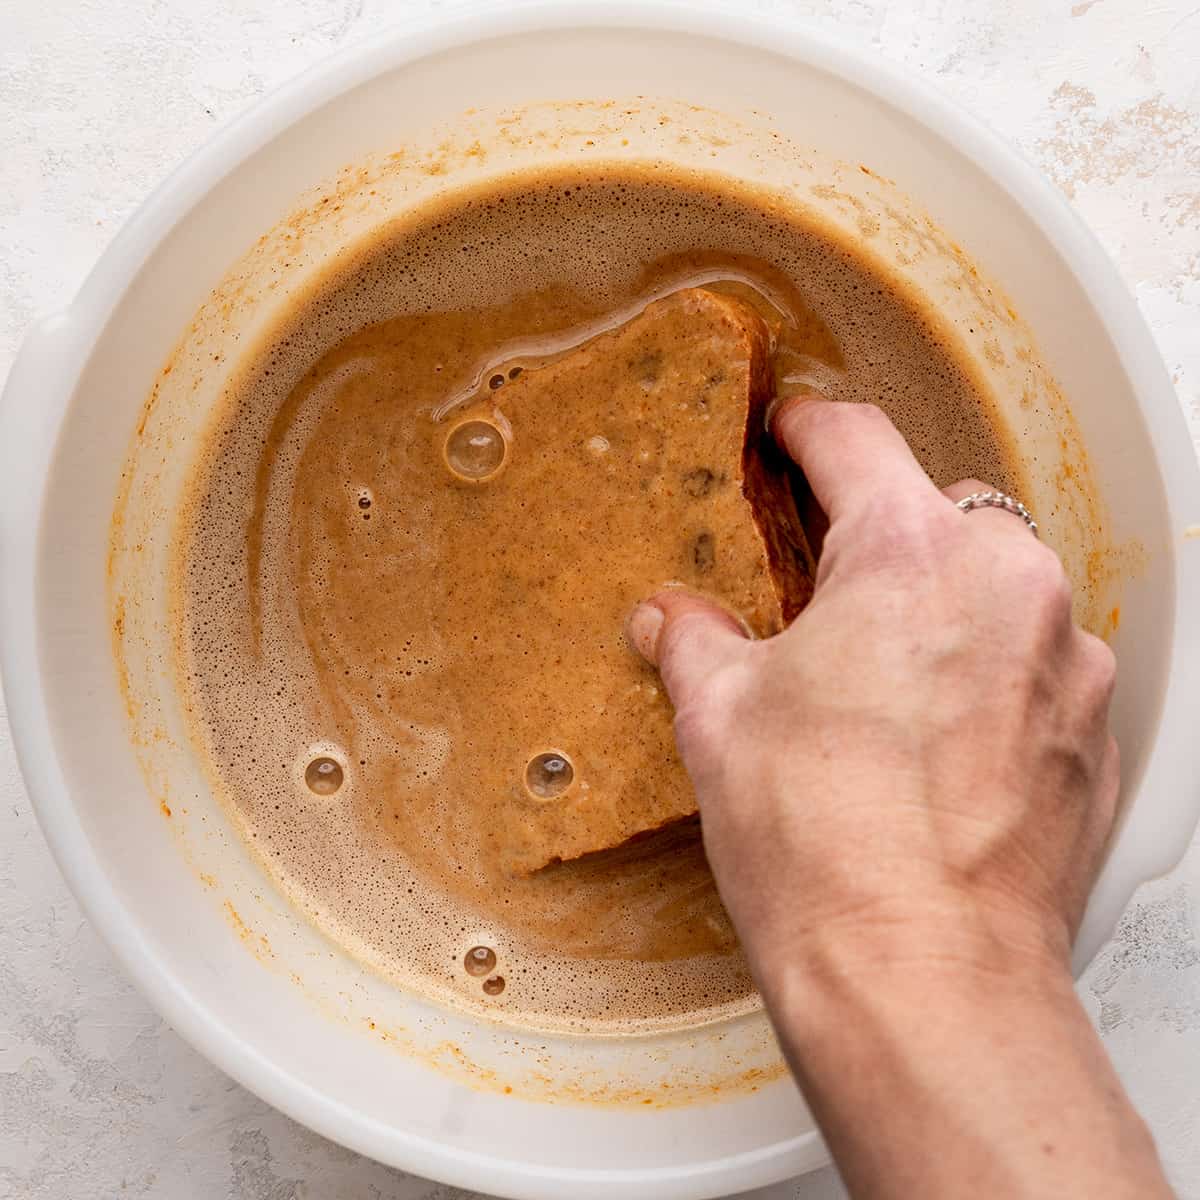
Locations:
627;589;750;707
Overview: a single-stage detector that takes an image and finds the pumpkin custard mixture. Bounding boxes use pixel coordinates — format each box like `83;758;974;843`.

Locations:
174;164;1023;1034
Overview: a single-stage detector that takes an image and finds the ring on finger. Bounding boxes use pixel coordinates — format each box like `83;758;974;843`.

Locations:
955;490;1039;537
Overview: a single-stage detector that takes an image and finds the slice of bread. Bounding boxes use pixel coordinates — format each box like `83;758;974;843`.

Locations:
483;288;815;875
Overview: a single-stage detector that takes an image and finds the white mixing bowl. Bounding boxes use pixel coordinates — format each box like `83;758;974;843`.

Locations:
3;6;1199;1198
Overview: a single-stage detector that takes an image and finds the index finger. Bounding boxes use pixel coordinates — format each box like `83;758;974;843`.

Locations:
771;397;943;527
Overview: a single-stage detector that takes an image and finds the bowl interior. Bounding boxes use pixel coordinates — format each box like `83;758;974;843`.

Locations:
21;14;1184;1199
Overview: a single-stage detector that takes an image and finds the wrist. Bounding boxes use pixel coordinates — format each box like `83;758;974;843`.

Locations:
750;886;1074;1036
754;900;1172;1200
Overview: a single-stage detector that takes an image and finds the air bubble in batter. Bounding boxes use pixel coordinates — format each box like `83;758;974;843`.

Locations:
464;945;497;977
445;419;507;481
525;752;574;799
304;755;344;795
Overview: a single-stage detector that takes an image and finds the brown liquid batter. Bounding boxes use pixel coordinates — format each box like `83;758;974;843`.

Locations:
176;164;1025;1034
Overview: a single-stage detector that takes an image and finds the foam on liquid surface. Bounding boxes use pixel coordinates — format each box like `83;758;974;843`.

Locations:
175;164;1022;1034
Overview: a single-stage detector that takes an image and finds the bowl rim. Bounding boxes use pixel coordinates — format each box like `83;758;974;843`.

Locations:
3;3;1199;1197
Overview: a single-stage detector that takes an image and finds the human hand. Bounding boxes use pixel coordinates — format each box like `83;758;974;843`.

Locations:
628;398;1120;994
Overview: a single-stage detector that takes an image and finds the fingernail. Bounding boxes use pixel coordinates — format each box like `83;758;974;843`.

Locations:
627;602;665;664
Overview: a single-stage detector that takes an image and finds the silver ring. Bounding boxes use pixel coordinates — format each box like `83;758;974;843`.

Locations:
956;490;1039;537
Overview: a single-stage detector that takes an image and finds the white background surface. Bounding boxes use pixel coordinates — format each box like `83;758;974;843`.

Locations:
3;1;1200;1197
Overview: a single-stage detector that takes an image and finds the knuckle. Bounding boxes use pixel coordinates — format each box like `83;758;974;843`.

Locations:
1014;542;1073;611
1079;632;1118;697
855;401;889;428
1094;735;1121;826
1107;733;1121;774
803;399;884;438
946;477;992;502
656;610;703;662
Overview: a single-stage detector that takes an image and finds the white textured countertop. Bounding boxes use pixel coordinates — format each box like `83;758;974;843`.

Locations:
2;1;1199;1197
